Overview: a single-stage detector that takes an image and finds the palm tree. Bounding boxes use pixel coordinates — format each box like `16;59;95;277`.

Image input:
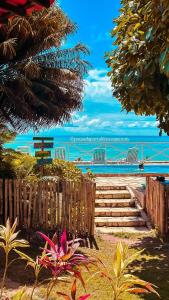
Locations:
0;6;90;131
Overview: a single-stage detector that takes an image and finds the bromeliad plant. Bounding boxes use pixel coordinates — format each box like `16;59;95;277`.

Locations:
0;218;29;297
101;242;159;300
37;230;94;299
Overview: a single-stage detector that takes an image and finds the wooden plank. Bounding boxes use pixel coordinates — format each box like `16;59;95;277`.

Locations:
16;180;20;225
35;150;51;157
23;181;27;227
19;180;23;225
45;181;49;229
28;184;33;228
56;181;60;226
33;137;54;141
34;142;54;149
13;180;17;221
4;179;8;223
38;181;42;226
161;184;166;236
83;180;88;233
76;181;81;235
9;179;13;222
72;182;76;234
0;179;3;216
33;182;38;227
91;182;96;236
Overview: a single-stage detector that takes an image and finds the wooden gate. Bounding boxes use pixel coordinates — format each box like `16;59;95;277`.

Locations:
0;178;96;236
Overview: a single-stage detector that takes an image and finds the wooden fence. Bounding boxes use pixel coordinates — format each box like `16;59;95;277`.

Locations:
0;178;96;237
146;177;169;238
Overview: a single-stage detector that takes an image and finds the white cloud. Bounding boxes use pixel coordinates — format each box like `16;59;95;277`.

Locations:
73;115;88;124
99;121;112;128
141;121;159;128
128;122;139;128
115;121;124;126
84;69;112;101
87;118;100;126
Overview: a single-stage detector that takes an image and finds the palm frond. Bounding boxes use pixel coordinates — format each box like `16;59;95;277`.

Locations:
0;6;90;131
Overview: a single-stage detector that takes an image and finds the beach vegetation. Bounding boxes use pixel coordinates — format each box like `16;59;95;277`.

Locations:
106;0;169;134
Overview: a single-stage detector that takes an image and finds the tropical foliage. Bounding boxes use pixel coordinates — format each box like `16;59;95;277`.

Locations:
0;219;160;300
0;124;17;178
101;242;159;300
0;4;89;131
0;123;16;152
106;0;169;134
0;218;29;297
38;159;83;181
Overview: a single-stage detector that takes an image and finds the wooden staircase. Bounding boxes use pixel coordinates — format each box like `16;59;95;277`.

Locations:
95;185;149;234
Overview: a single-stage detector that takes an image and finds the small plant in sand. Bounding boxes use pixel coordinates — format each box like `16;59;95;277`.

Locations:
101;242;160;300
0;218;29;297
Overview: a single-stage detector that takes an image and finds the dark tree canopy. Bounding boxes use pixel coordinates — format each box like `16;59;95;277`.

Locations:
0;0;54;24
0;6;89;131
106;0;169;134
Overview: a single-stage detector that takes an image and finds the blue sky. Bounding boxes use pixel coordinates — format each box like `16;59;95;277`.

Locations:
42;0;160;136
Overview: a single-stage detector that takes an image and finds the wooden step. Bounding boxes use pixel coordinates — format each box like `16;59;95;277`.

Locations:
96;226;150;234
96;190;131;199
95;207;140;217
95;216;146;227
96;186;126;191
95;199;135;208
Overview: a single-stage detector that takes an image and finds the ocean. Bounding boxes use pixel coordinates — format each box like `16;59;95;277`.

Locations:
4;135;169;162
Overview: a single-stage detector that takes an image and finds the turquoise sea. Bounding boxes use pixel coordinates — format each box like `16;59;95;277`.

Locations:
4;135;169;162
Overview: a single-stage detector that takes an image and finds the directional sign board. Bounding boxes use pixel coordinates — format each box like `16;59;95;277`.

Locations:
33;137;54;141
33;137;54;166
35;151;51;158
37;158;53;165
34;142;54;149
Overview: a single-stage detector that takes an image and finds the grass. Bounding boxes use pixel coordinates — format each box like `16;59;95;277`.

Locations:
1;232;169;300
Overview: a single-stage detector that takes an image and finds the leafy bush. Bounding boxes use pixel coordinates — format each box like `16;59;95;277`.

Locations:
35;159;83;181
1;151;37;180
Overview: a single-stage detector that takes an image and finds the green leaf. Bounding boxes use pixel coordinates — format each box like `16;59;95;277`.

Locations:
145;27;154;41
11;287;26;300
159;48;168;67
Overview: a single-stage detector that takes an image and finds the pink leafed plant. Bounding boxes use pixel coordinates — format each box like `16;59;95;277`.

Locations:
37;229;93;278
57;279;91;300
37;229;95;299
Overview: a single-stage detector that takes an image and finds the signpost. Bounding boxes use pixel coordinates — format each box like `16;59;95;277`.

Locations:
37;158;53;165
35;151;51;158
33;137;54;169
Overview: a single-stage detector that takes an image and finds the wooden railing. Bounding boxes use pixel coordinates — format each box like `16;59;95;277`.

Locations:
0;178;96;237
146;177;169;238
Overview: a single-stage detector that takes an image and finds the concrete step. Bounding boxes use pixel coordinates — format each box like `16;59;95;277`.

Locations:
96;226;150;234
96;185;126;191
95;207;140;217
95;199;135;208
95;216;146;227
96;190;131;199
